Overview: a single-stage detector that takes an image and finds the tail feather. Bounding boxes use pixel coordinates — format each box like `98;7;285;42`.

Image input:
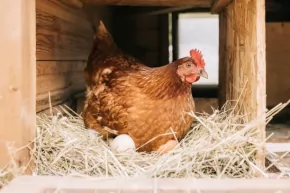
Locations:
92;20;117;50
85;20;118;85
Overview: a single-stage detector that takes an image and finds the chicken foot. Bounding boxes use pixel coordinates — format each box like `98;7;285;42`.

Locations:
156;140;178;154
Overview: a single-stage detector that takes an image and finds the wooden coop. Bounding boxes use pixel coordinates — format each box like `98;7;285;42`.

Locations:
1;0;290;192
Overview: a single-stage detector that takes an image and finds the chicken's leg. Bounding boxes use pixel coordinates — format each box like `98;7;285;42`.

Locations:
156;140;178;154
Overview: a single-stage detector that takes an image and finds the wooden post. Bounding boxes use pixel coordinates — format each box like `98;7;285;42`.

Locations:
0;0;36;174
218;0;266;173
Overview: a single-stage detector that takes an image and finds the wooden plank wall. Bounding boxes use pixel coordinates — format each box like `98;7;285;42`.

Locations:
266;22;290;107
35;0;112;112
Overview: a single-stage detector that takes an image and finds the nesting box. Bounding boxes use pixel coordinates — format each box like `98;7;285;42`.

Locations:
0;0;290;192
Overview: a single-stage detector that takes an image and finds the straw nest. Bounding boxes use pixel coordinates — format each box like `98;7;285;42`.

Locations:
1;99;290;187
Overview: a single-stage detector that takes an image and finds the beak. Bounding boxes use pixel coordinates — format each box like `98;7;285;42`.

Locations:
199;68;208;79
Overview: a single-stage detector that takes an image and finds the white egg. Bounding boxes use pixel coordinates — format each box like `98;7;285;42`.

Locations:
109;134;136;153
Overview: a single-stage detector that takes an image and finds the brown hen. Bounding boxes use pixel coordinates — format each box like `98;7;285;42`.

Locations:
83;21;208;154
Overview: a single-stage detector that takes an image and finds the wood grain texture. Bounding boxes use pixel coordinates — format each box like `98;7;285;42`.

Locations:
37;69;85;94
81;0;211;7
36;9;93;38
36;0;94;60
36;88;71;112
36;85;85;113
36;87;83;113
220;21;290;108
36;24;92;61
36;61;86;76
35;0;98;112
219;0;266;174
36;61;86;112
266;23;290;107
36;0;90;27
0;0;36;173
211;0;232;14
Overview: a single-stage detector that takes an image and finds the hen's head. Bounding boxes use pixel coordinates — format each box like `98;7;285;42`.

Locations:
176;49;208;84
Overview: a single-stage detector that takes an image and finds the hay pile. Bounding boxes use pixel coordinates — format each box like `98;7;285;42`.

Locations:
1;99;289;187
32;100;289;179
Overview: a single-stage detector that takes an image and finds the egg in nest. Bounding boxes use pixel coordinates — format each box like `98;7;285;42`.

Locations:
109;134;136;153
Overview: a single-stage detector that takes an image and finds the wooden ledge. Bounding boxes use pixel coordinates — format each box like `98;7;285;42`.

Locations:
1;176;290;193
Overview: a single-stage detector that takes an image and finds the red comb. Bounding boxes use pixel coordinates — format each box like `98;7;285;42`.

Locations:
190;49;205;68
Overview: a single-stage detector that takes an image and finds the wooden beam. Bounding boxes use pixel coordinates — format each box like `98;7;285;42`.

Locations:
80;0;211;7
136;6;210;16
211;0;232;14
218;0;266;175
136;6;195;16
2;176;290;193
0;0;36;174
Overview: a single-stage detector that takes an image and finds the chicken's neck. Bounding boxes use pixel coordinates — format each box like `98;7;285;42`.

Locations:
137;59;193;100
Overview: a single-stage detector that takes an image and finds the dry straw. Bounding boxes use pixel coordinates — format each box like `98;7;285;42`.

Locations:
1;98;290;187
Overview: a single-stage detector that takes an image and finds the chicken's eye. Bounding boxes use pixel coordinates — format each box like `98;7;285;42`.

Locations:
186;63;191;68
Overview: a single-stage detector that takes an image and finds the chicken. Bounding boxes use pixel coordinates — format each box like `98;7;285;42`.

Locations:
83;21;208;154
